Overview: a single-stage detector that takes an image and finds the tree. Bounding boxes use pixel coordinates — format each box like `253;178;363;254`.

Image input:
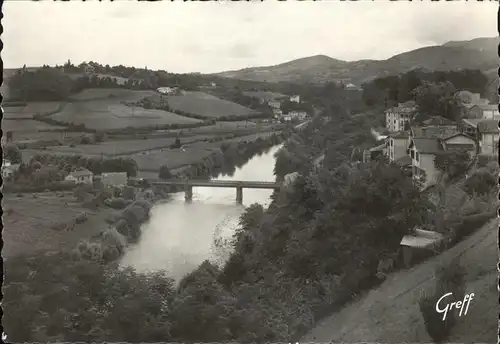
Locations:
411;81;462;121
463;170;496;197
159;165;173;180
8;68;74;101
3;144;22;163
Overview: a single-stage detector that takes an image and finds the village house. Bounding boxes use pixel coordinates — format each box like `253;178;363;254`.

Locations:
268;100;281;109
101;172;128;187
288;111;308;121
408;132;477;188
344;83;362;91
65;168;94;185
272;108;283;118
2;160;20;180
385;101;417;132
459;118;483;137
290;95;300;103
364;143;387;164
156;87;182;96
80;63;95;75
477;120;499;156
408;137;442;187
467;104;499;120
386;131;410;163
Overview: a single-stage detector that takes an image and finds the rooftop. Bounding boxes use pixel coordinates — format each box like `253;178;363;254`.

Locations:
400;229;444;248
471;104;498;111
388;130;410;139
412;138;443;154
69;168;93;177
462;118;483;127
411;126;459;139
395;155;412;167
422;116;456;126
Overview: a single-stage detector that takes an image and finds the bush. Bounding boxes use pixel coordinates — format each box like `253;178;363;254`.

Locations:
105;197;128;210
75;212;88;224
419;259;465;343
451;211;495;244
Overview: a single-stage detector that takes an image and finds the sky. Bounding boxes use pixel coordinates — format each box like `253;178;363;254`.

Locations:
4;0;497;74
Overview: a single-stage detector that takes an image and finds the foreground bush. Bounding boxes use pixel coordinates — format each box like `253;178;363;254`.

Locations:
419;259;466;343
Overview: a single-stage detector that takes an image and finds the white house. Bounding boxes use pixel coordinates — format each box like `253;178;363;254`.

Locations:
290;95;300;103
440;132;477;157
65;168;94;185
385;101;417;132
272;108;283;117
2;163;19;179
386;131;410;162
288;111;308;121
408;137;443;188
101;172;128;187
156;87;181;96
477;120;499;156
268;100;281;109
345;83;362;91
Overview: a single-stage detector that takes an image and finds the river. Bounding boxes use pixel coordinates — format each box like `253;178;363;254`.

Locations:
120;144;282;282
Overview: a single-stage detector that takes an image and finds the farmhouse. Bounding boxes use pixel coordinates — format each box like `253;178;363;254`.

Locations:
65;168;94;185
157;87;182;96
2;163;19;179
290;95;300;103
344;83;362;91
287;111;308;121
101;172;128;187
467;104;499;120
385;101;417;132
477;120;499;156
268;100;281;109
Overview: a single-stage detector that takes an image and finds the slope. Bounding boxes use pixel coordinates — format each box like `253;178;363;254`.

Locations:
214;37;499;85
301;218;497;343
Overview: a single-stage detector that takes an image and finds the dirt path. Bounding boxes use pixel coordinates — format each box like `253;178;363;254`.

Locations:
301;219;497;343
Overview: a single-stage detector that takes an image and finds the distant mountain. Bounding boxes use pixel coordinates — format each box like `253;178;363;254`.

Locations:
213;37;499;85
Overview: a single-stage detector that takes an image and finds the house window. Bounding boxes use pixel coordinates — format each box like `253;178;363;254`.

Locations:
415;152;419;162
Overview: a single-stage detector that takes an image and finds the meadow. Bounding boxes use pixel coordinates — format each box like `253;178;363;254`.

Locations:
3;192;111;258
3;119;66;132
129;146;219;172
3;102;63;119
164;91;259;118
48;99;202;130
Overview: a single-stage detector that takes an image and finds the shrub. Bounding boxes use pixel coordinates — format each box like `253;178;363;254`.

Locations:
419;259;465;343
451;211;495;244
105;197;128;210
75;212;88;224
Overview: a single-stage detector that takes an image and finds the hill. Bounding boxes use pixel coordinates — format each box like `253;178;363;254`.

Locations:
213;37;499;85
302;218;497;343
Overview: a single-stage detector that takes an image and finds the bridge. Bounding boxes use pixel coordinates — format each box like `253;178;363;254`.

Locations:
129;178;281;204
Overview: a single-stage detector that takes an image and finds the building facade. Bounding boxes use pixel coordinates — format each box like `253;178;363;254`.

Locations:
386;131;410;162
477;120;499;156
385;101;417;132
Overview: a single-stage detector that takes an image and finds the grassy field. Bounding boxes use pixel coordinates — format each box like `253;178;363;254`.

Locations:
68;88;155;101
21;135;216;159
3;119;66;132
2;192;112;258
164;91;259;118
48;100;201;130
130;146;219;172
3;102;63;119
302;219;497;343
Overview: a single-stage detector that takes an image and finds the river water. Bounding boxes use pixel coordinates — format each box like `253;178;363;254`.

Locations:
120;145;282;282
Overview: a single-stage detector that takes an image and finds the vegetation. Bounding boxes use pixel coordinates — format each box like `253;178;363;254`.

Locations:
361;69;489;110
419;259;466;343
3;144;23;163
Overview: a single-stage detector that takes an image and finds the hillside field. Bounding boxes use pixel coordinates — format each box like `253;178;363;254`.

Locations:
302;219;497;343
48;99;202;130
243;91;288;102
164;91;259;118
3;102;63;119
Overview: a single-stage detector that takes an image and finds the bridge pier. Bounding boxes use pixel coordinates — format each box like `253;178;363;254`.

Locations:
185;185;193;203
236;186;243;204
